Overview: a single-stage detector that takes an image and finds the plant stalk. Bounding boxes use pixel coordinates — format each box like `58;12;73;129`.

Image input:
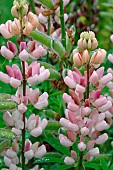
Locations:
77;152;84;170
60;0;66;49
86;63;90;99
20;8;26;170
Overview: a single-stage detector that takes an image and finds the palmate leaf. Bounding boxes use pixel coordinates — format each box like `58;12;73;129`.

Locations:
44;131;70;156
37;0;54;9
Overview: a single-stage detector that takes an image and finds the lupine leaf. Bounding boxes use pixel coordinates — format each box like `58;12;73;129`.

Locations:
34;156;64;164
30;30;65;58
100;157;109;170
44;131;70;156
84;162;100;170
45;121;61;130
39;61;56;70
37;0;54;9
48;69;61;80
0;129;15;140
110;164;113;170
54;165;74;170
0;101;17;111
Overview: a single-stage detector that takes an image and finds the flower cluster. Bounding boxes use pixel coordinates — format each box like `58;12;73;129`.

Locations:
59;31;112;165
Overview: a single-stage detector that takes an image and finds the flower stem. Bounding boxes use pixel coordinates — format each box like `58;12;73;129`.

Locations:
86;63;90;99
60;0;66;49
22;61;26;170
77;152;84;170
20;8;26;170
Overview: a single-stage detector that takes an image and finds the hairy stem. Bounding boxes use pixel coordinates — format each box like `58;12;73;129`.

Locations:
86;63;90;99
60;0;66;49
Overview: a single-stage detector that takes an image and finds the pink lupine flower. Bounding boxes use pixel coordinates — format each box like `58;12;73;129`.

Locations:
59;134;73;147
1;41;18;60
11;18;20;36
78;142;86;151
108;54;113;64
64;156;75;165
110;34;113;42
27;62;50;85
2;64;22;88
27;41;47;59
88;147;99;157
95;133;108;144
27;114;48;137
91;49;106;65
0;20;12;38
24;139;47;160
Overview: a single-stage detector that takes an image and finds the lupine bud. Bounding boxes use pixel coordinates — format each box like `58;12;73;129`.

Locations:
89;71;98;84
24;150;34;160
1;46;14;60
34;145;46;158
59;134;73;147
0;72;10;84
19;49;29;61
10;77;21;88
0;21;12;38
82;50;90;64
108;54;113;64
81;127;89;136
23;22;33;36
4;156;12;167
64;76;76;88
95;120;108;131
28;12;39;29
6;149;17;159
64;156;75;165
110;34;113;42
89;147;99;157
11;5;19;18
11;19;20;35
78;142;86;151
95;133;108;144
91;49;106;65
73;52;82;66
30;127;42;137
99;73;112;85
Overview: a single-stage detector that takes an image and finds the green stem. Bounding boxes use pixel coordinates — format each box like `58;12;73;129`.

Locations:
77;152;84;170
60;0;66;49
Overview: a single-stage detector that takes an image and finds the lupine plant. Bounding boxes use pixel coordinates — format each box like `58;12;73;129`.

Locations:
0;0;113;170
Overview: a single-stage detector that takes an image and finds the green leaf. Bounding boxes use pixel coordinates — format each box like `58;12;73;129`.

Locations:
0;139;10;153
54;165;74;170
34;156;64;164
48;69;61;80
0;129;15;140
44;131;70;156
30;30;65;58
100;157;109;170
101;3;113;8
45;121;61;130
0;101;17;111
0;94;10;101
100;12;113;19
39;61;56;70
84;162;100;170
110;164;113;170
37;0;54;9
